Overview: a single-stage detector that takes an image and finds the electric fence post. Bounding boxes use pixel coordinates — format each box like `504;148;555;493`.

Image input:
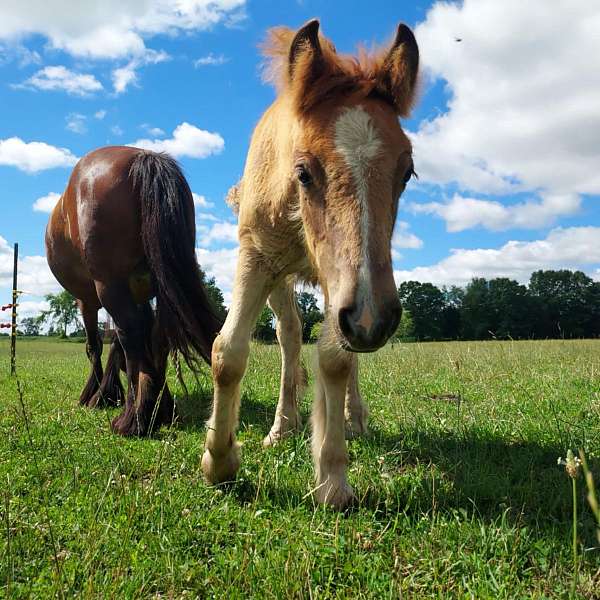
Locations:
10;242;18;376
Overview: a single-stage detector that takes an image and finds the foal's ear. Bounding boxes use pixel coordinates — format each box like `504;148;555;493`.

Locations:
375;23;419;117
288;19;324;82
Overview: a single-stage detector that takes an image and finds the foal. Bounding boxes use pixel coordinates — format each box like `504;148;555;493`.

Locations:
203;20;419;508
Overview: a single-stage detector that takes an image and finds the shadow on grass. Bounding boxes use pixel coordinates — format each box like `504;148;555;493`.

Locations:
175;385;300;437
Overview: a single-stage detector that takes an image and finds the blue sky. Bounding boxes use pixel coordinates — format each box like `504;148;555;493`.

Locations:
1;0;599;318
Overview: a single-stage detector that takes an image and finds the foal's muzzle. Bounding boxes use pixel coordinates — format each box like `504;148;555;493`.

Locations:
338;299;401;352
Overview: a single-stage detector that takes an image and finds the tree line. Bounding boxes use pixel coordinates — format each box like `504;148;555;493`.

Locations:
397;270;600;341
10;269;599;342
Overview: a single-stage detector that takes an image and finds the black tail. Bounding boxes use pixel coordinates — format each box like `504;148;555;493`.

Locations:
130;150;223;367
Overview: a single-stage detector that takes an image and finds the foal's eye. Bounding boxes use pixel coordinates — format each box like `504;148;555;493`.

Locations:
403;163;417;185
296;165;313;187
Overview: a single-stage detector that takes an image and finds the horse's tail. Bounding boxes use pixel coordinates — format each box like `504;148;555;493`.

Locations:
130;150;223;367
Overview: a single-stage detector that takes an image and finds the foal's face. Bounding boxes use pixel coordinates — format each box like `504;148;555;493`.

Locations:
295;99;413;351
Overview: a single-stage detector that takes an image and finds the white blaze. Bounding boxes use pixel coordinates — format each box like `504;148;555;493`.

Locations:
334;106;382;322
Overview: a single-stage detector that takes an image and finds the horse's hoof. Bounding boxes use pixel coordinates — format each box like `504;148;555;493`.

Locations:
201;445;241;484
262;416;302;447
314;476;355;510
111;412;147;437
344;417;368;440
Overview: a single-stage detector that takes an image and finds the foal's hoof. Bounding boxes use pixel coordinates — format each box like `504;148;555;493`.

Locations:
314;477;355;510
202;444;241;484
262;415;302;447
344;416;368;440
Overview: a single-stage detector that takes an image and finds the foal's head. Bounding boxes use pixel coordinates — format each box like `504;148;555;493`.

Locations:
265;20;419;352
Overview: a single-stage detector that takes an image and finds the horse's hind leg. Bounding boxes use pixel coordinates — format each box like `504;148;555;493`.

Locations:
150;320;175;427
263;278;304;447
88;338;125;408
344;355;369;438
95;281;169;436
79;301;103;407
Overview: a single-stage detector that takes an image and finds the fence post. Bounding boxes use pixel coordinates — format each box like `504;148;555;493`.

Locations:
10;242;18;376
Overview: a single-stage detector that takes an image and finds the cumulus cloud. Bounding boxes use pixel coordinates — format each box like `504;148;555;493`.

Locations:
0;236;59;297
94;109;107;120
0;0;246;60
393;221;423;249
140;123;165;137
411;193;582;232
196;246;238;304
199;221;238;246
0;137;77;172
112;49;169;94
410;0;600;198
14;65;103;96
129;122;224;159
65;113;87;134
192;193;214;208
394;227;600;287
194;53;228;67
33;192;61;213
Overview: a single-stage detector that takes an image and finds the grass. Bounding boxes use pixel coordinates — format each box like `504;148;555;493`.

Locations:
1;337;599;598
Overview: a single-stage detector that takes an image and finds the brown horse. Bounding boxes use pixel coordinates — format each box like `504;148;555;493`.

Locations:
202;20;419;508
46;146;222;436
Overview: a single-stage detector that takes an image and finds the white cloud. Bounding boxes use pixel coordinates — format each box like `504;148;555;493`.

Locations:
199;221;238;246
192;193;214;208
393;221;423;249
111;125;124;136
129;122;224;159
410;0;600;197
0;137;77;172
394;227;600;287
196;246;238;304
94;109;107;120
14;65;103;96
111;49;169;94
0;1;246;60
0;236;60;297
194;53;228;67
141;124;165;137
33;192;61;213
65;112;87;134
197;212;218;222
411;193;582;232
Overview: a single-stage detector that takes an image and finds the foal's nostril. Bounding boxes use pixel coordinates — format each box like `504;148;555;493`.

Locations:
338;305;356;339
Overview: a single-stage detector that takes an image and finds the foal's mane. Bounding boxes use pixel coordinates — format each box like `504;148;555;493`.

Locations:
262;26;408;114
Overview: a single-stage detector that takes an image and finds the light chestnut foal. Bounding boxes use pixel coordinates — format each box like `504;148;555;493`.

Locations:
202;19;419;508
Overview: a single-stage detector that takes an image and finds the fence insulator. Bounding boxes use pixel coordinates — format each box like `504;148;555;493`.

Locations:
0;323;12;328
1;304;14;311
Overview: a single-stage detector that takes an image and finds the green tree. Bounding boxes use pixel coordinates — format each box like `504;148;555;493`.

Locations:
395;308;415;341
199;268;227;320
460;278;492;340
487;278;537;339
309;321;323;342
296;291;324;342
40;290;79;338
529;270;597;338
21;316;42;336
253;306;276;342
398;281;445;340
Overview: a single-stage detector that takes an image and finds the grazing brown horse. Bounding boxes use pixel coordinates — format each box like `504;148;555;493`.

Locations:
203;20;419;508
46;146;222;436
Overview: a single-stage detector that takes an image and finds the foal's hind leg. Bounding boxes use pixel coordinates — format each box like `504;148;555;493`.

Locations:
263;278;305;447
88;338;125;408
344;355;369;438
96;282;169;436
79;301;104;407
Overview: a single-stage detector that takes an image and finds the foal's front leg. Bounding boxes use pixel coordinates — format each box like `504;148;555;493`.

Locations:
202;252;273;483
312;319;354;508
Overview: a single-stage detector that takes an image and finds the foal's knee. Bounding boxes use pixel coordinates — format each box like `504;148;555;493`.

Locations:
212;334;249;388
